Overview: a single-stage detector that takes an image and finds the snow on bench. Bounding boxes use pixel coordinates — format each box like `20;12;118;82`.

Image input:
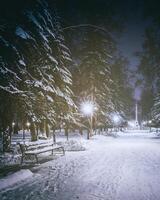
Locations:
18;142;65;164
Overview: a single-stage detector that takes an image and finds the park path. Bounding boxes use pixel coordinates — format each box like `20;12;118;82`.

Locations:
1;130;160;200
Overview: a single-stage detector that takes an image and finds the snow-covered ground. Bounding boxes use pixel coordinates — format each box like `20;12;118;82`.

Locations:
0;170;33;190
1;130;160;200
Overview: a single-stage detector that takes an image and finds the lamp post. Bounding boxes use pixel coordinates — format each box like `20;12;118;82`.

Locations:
12;122;15;134
142;121;146;129
80;101;95;139
24;122;30;141
148;120;152;132
10;122;15;143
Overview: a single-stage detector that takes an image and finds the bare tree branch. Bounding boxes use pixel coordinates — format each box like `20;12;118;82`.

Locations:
62;24;112;36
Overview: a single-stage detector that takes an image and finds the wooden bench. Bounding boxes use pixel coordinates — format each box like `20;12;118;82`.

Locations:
18;142;65;164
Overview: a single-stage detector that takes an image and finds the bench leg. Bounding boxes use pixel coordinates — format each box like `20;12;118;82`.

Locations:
21;155;24;164
35;155;39;164
59;147;65;155
57;147;65;155
62;148;65;155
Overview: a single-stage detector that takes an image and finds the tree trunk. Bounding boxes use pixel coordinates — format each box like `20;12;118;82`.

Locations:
36;124;39;138
87;129;90;140
52;129;56;143
8;126;11;148
79;128;83;135
100;127;102;132
45;121;50;138
2;127;11;152
14;124;19;134
30;123;37;141
65;128;69;140
40;121;45;136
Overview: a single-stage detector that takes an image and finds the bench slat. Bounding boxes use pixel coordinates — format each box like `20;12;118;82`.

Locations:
25;146;62;155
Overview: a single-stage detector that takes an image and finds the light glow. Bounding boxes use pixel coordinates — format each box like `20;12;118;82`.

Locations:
26;122;31;127
128;120;135;127
142;121;147;126
112;114;120;124
80;101;94;116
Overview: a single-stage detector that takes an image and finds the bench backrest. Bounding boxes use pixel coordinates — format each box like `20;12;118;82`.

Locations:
26;142;53;150
18;142;54;153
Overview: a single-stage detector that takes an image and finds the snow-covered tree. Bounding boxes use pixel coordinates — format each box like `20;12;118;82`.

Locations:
71;30;115;128
110;56;133;119
138;26;160;123
0;0;75;149
137;1;160;124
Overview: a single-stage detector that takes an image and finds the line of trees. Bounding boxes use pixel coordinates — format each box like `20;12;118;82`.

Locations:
0;0;133;151
137;0;160;126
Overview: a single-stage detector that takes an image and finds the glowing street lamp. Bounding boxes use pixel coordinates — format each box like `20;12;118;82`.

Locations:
80;101;94;116
80;101;95;139
26;122;31;129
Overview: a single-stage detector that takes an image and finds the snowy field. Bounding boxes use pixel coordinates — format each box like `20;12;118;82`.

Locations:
1;130;160;200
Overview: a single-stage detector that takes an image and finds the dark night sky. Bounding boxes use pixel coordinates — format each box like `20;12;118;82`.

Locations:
114;1;150;100
56;0;152;100
57;0;148;65
113;0;150;69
